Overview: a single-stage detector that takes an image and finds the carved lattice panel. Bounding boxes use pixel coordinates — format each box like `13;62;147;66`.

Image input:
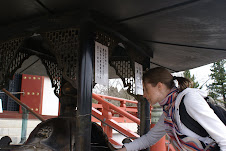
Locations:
42;59;63;97
0;38;25;88
42;28;79;88
9;52;30;75
95;31;118;56
110;60;135;95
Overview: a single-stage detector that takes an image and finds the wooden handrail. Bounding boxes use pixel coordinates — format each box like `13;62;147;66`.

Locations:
1;88;45;122
97;94;138;104
92;93;140;125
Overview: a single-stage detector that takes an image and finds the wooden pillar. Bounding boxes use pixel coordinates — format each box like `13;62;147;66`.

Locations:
139;96;150;151
75;20;95;151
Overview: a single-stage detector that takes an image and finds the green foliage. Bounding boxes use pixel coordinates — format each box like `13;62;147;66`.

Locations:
183;70;199;88
207;60;226;107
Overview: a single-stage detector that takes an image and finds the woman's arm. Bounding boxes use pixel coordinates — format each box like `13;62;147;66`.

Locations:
120;113;166;151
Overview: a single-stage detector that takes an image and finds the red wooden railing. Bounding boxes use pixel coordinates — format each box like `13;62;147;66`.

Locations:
95;94;140;118
92;93;175;151
92;93;140;145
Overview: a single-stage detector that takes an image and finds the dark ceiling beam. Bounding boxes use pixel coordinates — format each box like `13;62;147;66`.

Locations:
145;40;226;52
117;0;201;23
149;61;178;72
95;23;152;58
35;0;54;14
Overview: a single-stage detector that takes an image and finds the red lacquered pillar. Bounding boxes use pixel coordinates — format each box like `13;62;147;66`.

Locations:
150;103;166;151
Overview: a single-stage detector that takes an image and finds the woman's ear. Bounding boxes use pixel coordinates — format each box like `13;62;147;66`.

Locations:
156;82;163;90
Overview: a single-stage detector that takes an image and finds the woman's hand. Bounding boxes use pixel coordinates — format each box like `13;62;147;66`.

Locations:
116;147;127;151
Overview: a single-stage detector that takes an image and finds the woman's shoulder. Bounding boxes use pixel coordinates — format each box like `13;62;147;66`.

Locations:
179;88;207;98
175;88;207;107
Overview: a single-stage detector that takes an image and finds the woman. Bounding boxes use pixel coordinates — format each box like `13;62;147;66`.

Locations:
117;67;226;151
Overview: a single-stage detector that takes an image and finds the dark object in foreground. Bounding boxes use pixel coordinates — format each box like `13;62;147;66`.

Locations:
2;118;115;151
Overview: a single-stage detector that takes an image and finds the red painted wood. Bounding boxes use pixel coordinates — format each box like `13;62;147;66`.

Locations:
92;107;139;138
19;74;44;114
150;124;167;151
92;93;140;124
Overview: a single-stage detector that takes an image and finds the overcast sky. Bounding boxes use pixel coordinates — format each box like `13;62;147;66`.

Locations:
172;63;213;90
190;64;213;90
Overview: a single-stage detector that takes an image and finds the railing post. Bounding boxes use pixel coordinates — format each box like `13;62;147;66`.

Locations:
102;104;113;138
98;101;103;113
120;100;126;120
20;107;28;144
120;100;126;109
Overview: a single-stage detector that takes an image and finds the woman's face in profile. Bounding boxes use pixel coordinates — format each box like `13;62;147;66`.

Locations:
143;83;161;105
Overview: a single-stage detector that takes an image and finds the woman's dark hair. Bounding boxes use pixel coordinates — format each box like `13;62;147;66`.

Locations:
143;67;192;92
